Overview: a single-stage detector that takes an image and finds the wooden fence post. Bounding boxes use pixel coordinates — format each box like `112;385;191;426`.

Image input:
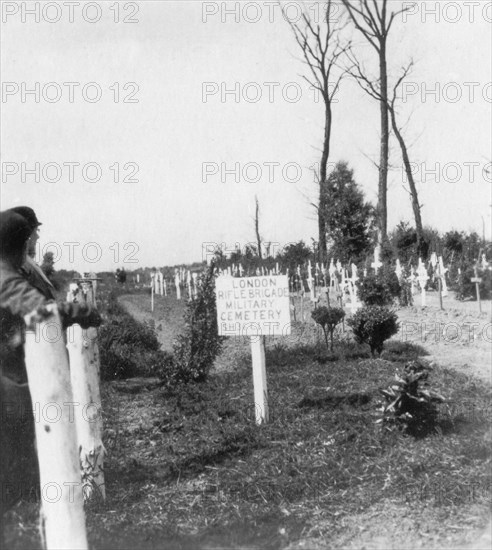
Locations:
67;274;105;502
24;305;88;550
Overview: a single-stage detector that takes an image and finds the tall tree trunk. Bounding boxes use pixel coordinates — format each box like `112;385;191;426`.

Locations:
318;96;332;263
378;40;389;245
389;106;425;256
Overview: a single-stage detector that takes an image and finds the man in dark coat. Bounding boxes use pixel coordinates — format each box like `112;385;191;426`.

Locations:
8;206;56;300
0;210;101;535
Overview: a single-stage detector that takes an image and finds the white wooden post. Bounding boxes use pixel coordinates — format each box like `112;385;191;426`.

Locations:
175;270;181;300
187;270;193;301
24;306;88;550
151;280;154;312
67;276;106;503
192;272;198;299
438;256;448;297
417;259;429;307
349;263;361;314
250;336;269;424
395;258;402;281
329;259;336;289
471;265;483;313
307;260;316;303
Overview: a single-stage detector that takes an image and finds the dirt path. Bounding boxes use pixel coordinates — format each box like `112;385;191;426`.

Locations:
118;294;186;353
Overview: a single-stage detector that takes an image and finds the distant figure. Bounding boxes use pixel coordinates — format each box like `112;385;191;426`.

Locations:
116;267;127;284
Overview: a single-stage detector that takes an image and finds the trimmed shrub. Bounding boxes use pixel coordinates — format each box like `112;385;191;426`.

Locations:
311;306;345;352
347;305;399;356
170;263;223;385
358;268;400;306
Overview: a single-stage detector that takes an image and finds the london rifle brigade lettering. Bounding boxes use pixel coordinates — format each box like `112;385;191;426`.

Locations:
216;276;291;336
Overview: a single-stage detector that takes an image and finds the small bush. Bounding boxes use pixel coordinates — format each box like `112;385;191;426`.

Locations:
347;305;399;356
378;359;446;436
170;263;224;385
99;292;168;380
311;306;345;352
358;268;400;306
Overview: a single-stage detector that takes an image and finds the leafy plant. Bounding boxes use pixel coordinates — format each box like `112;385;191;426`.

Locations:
311;306;345;352
170;263;224;385
347;305;399;356
378;359;446;436
358;268;400;306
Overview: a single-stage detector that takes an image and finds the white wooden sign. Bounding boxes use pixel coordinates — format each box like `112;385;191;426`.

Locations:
215;275;291;337
215;275;291;425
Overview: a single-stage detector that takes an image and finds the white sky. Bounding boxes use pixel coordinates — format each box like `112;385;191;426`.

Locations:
1;0;491;271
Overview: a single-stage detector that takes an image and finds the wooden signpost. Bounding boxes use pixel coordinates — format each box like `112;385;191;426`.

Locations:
471;265;483;313
215;275;291;424
24;306;88;550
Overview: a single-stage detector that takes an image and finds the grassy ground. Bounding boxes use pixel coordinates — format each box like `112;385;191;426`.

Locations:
3;299;491;549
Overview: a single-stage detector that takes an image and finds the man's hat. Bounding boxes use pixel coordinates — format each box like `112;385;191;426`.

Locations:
0;210;32;260
8;206;42;230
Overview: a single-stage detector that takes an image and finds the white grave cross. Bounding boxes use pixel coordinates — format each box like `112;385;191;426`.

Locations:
417;259;429;307
371;246;382;272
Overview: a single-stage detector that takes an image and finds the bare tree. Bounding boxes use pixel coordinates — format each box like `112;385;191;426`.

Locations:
389;63;425;257
254;195;263;260
346;47;425;256
284;0;349;263
341;0;408;245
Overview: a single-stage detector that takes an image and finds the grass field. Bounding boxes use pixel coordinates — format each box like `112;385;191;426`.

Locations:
2;281;491;549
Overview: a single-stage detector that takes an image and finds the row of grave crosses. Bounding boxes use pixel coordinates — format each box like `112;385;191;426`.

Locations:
149;268;199;301
152;250;489;309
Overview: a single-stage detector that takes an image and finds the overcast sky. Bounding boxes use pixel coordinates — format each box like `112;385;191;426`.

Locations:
1;0;491;271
